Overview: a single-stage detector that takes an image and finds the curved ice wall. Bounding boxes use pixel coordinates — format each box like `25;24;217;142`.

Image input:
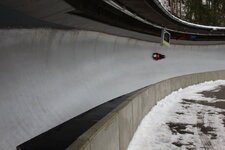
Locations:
0;29;225;150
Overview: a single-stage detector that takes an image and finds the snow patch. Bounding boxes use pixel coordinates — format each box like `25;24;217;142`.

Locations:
127;80;225;150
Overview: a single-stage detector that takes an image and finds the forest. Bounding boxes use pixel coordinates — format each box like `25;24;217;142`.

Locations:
164;0;225;26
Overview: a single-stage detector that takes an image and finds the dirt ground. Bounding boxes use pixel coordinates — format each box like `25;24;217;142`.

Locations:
167;85;225;150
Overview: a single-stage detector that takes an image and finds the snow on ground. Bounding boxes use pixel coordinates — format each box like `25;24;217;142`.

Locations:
127;80;225;150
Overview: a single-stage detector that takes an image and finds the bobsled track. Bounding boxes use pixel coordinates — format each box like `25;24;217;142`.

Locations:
0;29;225;150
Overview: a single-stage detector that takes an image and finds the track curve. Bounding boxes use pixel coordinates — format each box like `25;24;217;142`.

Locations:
0;29;225;150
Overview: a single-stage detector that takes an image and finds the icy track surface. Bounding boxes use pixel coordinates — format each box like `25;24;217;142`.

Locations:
0;29;225;150
127;80;225;150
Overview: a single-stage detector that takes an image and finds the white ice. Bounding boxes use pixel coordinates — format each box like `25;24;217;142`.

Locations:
0;29;225;150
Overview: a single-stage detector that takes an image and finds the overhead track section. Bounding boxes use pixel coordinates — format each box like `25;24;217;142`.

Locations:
104;0;161;29
104;0;225;36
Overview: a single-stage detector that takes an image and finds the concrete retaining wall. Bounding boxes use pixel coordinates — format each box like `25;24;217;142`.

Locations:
66;70;225;150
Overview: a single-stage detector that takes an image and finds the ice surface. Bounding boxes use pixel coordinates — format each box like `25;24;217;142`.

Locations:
0;29;225;150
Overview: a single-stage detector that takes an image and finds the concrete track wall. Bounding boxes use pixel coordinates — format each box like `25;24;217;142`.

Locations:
0;29;225;150
66;70;225;150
